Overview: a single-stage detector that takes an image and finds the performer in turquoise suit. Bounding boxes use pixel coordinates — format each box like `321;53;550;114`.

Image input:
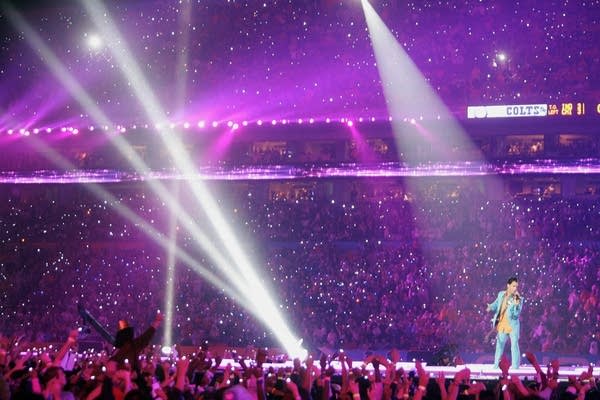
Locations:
487;276;523;369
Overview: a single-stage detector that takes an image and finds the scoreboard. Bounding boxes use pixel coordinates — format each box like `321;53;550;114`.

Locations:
467;102;595;119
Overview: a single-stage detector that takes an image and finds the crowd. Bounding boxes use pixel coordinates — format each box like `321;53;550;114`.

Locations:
0;180;599;360
1;0;599;125
0;332;598;400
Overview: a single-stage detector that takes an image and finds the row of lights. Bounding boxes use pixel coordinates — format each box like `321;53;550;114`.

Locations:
2;116;436;136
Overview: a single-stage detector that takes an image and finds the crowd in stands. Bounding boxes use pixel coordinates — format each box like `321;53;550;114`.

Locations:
0;180;599;360
2;0;599;125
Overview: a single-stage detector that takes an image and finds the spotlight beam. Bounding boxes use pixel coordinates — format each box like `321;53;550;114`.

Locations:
361;0;482;164
1;2;246;296
174;0;193;117
82;0;303;355
163;180;180;347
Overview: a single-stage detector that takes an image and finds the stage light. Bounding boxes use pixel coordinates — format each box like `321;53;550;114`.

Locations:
46;128;52;133
257;120;263;126
309;118;315;124
227;121;233;127
326;118;331;123
89;126;95;131
73;128;79;134
85;33;103;50
183;122;190;129
61;127;67;132
242;121;248;126
197;120;205;128
232;123;239;130
33;128;39;134
497;52;507;62
347;120;354;127
8;129;13;135
212;121;218;128
298;118;303;124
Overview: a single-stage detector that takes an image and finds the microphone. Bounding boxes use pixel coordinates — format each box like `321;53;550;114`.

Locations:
514;291;520;301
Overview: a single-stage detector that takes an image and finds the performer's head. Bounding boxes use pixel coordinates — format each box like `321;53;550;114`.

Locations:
506;276;518;294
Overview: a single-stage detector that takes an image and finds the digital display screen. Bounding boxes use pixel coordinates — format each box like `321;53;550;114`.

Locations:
467;102;597;119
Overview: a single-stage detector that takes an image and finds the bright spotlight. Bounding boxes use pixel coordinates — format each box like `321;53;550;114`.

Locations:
497;52;507;62
161;346;172;355
347;120;354;127
86;33;103;50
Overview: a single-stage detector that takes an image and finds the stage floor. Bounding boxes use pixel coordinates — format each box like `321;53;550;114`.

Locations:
242;360;597;381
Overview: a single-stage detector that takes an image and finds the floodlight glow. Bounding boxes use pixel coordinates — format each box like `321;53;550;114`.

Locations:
257;120;263;125
86;33;103;50
298;118;303;124
309;118;314;123
8;129;13;135
33;128;39;134
347;120;354;127
227;121;233;127
183;122;190;129
212;121;218;127
197;120;205;128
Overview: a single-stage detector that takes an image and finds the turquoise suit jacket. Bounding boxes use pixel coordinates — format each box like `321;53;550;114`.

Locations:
487;290;524;333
